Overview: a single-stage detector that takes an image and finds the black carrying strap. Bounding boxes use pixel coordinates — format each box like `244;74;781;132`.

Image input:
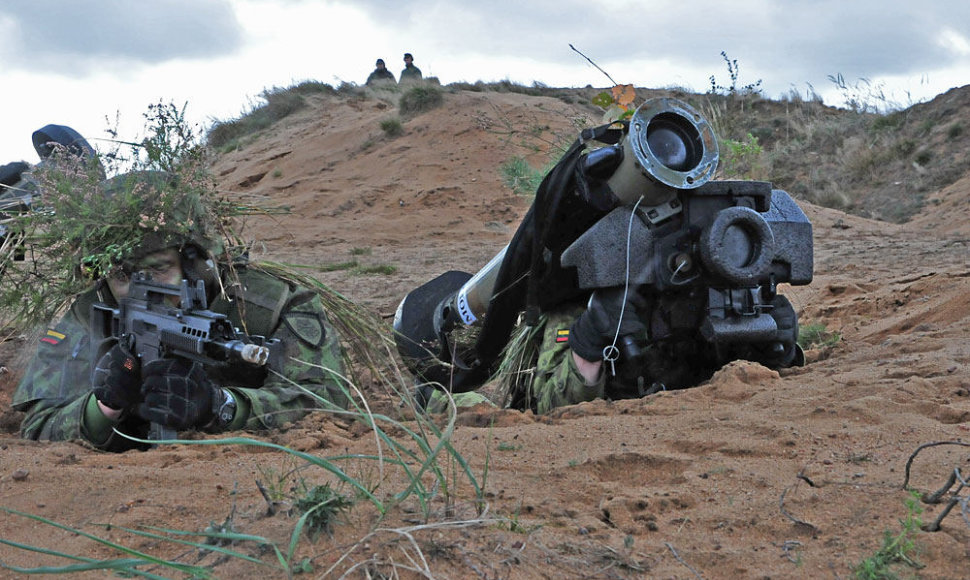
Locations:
467;121;626;375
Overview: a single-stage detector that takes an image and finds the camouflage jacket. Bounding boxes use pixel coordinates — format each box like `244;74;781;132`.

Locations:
366;68;396;85
513;303;675;414
12;267;348;452
400;64;422;82
517;305;606;414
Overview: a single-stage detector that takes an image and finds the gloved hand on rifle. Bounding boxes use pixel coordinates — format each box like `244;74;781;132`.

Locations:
569;287;646;364
136;358;220;430
92;340;142;414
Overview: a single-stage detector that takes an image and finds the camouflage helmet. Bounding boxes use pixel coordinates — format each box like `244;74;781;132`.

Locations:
99;170;223;264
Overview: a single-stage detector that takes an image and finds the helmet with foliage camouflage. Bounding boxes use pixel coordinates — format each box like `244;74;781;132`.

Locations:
100;170;223;265
0;103;238;327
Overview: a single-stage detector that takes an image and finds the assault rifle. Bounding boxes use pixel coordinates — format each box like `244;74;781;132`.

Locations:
92;272;281;441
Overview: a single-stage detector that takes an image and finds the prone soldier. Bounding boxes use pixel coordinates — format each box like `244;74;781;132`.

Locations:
12;170;350;451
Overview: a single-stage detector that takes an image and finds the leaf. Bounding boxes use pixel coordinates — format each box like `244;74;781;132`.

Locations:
612;84;636;108
591;91;615;109
601;104;629;125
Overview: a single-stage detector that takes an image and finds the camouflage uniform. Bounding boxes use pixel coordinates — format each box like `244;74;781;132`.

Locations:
400;63;422;83
423;306;608;415
366;67;396;85
514;294;800;414
13;266;348;452
514;305;606;415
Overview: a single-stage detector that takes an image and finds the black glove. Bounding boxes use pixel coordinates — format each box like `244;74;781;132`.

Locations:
136;358;218;430
568;288;646;362
92;340;142;411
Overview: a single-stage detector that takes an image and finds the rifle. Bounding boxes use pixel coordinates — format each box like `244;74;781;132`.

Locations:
91;272;281;441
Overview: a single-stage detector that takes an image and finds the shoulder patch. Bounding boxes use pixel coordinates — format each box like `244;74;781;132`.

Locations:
555;328;570;343
40;329;66;346
281;311;327;348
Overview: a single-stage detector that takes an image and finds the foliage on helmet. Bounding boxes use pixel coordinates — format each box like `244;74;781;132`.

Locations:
0;101;237;327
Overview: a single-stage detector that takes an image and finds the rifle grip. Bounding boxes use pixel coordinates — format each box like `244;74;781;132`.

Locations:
149;423;178;442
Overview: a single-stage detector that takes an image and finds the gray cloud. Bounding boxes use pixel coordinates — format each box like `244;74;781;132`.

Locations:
350;0;970;91
0;0;243;75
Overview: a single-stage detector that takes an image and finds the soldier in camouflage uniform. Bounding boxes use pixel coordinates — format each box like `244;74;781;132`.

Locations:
12;171;349;452
426;295;643;415
400;53;422;83
366;59;396;85
510;297;637;415
508;287;799;415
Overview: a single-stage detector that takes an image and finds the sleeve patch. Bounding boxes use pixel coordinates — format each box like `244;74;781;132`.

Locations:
40;329;67;346
555;329;570;343
281;311;327;348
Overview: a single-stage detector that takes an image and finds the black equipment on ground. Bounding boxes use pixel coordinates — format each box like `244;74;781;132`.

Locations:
1;124;102;261
394;97;813;394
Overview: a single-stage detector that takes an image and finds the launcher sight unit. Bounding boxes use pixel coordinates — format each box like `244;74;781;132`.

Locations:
394;97;813;395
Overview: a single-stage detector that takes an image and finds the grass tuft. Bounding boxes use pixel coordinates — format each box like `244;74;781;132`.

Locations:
499;156;545;196
399;85;444;117
208;81;335;150
380;117;404;137
852;492;924;579
798;322;841;349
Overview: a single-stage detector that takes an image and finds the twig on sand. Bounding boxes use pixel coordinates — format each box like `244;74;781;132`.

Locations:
779;483;820;535
901;440;970;532
901;440;970;489
665;542;703;579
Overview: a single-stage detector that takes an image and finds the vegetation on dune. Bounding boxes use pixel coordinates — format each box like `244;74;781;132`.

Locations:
207;81;336;151
204;52;965;224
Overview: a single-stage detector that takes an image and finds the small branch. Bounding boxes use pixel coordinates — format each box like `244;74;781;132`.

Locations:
923;470;958;504
779;484;820;535
568;44;619;87
923;496;961;532
780;540;802;563
902;441;970;489
937;468;970;531
796;466;817;488
665;542;703;580
253;479;279;516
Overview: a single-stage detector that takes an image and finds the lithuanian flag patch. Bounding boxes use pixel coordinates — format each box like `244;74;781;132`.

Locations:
40;329;66;346
555;329;570;343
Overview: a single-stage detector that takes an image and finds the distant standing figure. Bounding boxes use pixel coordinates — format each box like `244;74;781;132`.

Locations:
400;53;422;83
366;59;396;85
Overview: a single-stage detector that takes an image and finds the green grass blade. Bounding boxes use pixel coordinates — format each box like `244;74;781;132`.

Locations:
0;536;171;578
1;507;210;578
96;524;270;566
115;433;385;513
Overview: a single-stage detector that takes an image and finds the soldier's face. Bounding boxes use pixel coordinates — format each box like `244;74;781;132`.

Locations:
107;248;183;303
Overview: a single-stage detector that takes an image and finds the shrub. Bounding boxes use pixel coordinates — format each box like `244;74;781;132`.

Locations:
798;323;841;349
399;85;443;117
719;133;766;179
500;156;544;196
208;84;317;148
380;117;403;137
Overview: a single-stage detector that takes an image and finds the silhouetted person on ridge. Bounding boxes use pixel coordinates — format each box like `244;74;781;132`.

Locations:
366;59;396;85
400;53;422;83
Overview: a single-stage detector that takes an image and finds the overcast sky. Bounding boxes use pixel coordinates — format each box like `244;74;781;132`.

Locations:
1;0;968;164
